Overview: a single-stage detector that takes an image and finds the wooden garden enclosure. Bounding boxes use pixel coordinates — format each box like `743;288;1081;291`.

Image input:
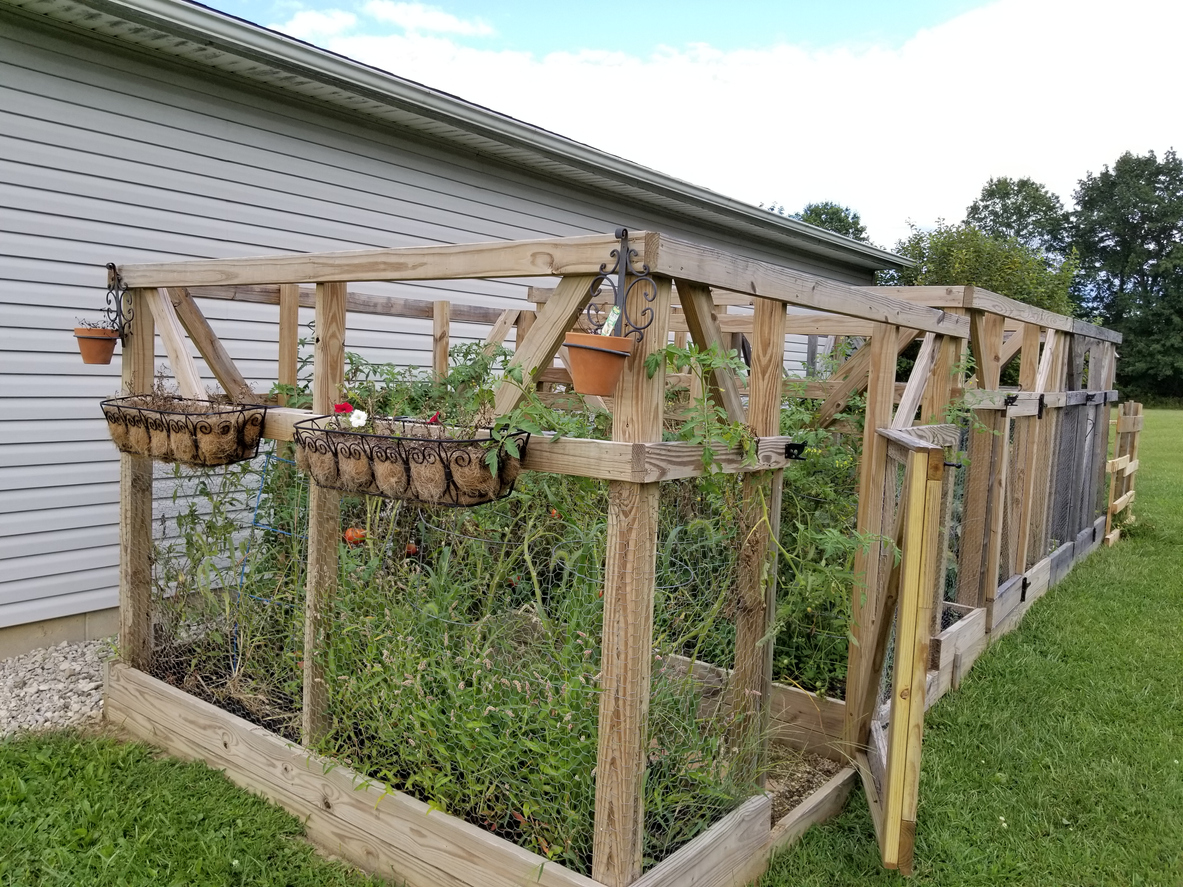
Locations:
99;229;1124;886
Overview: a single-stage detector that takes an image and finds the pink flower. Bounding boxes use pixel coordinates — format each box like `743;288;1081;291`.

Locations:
334;403;354;413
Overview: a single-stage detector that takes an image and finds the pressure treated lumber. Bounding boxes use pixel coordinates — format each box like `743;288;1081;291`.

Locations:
481;308;520;354
592;276;671;887
730;297;787;782
277;284;299;405
816;327;918;427
105;663;601;887
493;275;598;418
167;287;258;402
1012;323;1043;572
890;333;939;429
302;281;346;747
120;232;636;288
145;288;205;400
647;236;970;337
673;280;747;423
118;289;155;669
432;300;450;379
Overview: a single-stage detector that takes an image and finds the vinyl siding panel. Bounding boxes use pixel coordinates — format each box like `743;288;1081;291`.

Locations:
0;9;875;629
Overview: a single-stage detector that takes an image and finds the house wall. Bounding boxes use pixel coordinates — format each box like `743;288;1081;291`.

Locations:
0;6;874;645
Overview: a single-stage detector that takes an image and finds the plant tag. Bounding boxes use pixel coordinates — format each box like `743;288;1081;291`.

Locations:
599;306;621;335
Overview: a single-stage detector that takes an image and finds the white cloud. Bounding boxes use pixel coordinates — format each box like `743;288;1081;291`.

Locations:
361;1;493;36
279;8;356;39
272;0;1183;248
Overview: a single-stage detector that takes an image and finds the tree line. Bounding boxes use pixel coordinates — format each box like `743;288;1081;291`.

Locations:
777;149;1183;400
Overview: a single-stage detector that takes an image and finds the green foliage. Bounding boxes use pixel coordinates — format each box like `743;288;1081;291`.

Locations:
0;732;380;886
882;221;1076;315
1072;149;1183;398
966;176;1069;256
794;201;871;244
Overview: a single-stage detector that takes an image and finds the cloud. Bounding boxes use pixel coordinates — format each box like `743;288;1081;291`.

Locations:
279;8;356;39
271;0;1183;248
361;1;493;36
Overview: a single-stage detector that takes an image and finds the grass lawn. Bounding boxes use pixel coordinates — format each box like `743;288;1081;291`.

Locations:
764;408;1183;886
2;413;1178;886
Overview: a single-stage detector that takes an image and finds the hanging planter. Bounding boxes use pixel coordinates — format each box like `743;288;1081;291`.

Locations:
101;395;268;467
293;415;528;507
564;331;634;396
74;325;120;365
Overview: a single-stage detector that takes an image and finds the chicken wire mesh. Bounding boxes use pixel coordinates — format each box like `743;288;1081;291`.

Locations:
143;456;761;876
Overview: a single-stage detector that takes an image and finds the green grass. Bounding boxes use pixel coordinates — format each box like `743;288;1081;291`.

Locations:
764;409;1183;886
0;731;380;887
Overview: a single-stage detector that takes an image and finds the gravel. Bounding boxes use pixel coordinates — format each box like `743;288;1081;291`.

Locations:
0;638;115;737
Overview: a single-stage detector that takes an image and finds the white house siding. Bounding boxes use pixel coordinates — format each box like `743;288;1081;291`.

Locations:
0;7;875;631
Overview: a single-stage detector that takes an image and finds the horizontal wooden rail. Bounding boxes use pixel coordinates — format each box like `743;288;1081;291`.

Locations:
261;408;800;483
188;284;508;324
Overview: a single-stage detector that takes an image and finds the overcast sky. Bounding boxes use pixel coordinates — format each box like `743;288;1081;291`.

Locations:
202;0;1181;249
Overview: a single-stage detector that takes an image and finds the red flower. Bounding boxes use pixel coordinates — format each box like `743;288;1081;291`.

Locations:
334;403;354;413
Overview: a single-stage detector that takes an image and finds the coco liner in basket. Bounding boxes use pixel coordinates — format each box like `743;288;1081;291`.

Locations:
293;416;529;507
101;395;268;467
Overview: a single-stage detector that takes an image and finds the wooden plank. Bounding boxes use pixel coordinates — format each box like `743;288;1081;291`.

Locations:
592;276;672;887
482;308;520;354
857;752;887;848
731;298;788;783
121;232;634;287
144;287;205;400
648;236;970;337
1110;489;1136;514
118;290;155;670
1013;324;1046;572
514;308;535;348
969;308;1005;390
817;327;918;427
104;663;601;887
982;413;1012;622
844;323;903;756
278;283;300;405
630;795;770;887
433;300;450;379
167;287;259;402
302;281;347;746
673;280;747;423
890;333;938;430
966;286;1122;343
494;275;598;418
1116;414;1145;434
920;328;964;424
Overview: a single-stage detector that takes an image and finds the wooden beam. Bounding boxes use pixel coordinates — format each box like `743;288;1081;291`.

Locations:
969;306;1005;391
278;283;300;405
592;276;672;887
144;288;205;400
920;325;964;425
648;236;969;337
118;289;155;670
120;232;634;288
816;328;918;427
673;280;747;423
167;287;259;402
891;333;939;430
1013;323;1043;572
730;297;787;783
432;300;450;380
482;308;520;354
302;281;346;746
493;275;598;418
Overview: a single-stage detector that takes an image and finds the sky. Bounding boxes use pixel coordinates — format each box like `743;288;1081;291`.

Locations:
199;0;1181;249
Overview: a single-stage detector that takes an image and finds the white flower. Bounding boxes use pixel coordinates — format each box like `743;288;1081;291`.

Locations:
349;409;368;428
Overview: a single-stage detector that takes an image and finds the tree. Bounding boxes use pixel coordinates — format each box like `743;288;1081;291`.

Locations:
880;221;1076;315
1072;149;1183;397
794;202;870;243
965;176;1068;257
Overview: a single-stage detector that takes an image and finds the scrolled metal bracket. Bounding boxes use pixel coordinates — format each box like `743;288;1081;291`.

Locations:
104;263;134;345
584;228;657;342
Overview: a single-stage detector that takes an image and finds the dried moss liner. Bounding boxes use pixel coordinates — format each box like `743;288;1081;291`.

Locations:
101;395;268;467
293;415;528;508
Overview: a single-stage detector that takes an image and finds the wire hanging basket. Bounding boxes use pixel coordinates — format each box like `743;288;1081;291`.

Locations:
293;415;529;507
101;395;268;467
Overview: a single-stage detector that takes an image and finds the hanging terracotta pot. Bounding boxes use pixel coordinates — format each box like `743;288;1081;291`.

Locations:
74;327;119;365
564;331;634;397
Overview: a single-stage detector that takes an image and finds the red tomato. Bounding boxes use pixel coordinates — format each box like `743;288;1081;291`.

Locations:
406;542;419;556
343;527;366;545
549;508;562;520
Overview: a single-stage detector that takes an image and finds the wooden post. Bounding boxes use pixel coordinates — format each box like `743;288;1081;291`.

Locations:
729;297;787;783
982;411;1011;623
955;409;996;607
169;287;258;402
592;274;672;887
433;300;450;380
302;281;347;746
119;288;155;669
674;280;747;423
278;283;300;405
844;323;900;755
920;325;963;424
1012;324;1043;573
968;306;1004;391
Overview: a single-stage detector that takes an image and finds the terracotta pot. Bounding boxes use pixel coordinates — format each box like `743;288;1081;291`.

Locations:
74;327;119;365
564;332;634;397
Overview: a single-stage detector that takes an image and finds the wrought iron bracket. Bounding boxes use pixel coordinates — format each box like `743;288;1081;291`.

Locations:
104;263;134;345
1003;394;1020;408
584;228;658;342
1037;393;1046;419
